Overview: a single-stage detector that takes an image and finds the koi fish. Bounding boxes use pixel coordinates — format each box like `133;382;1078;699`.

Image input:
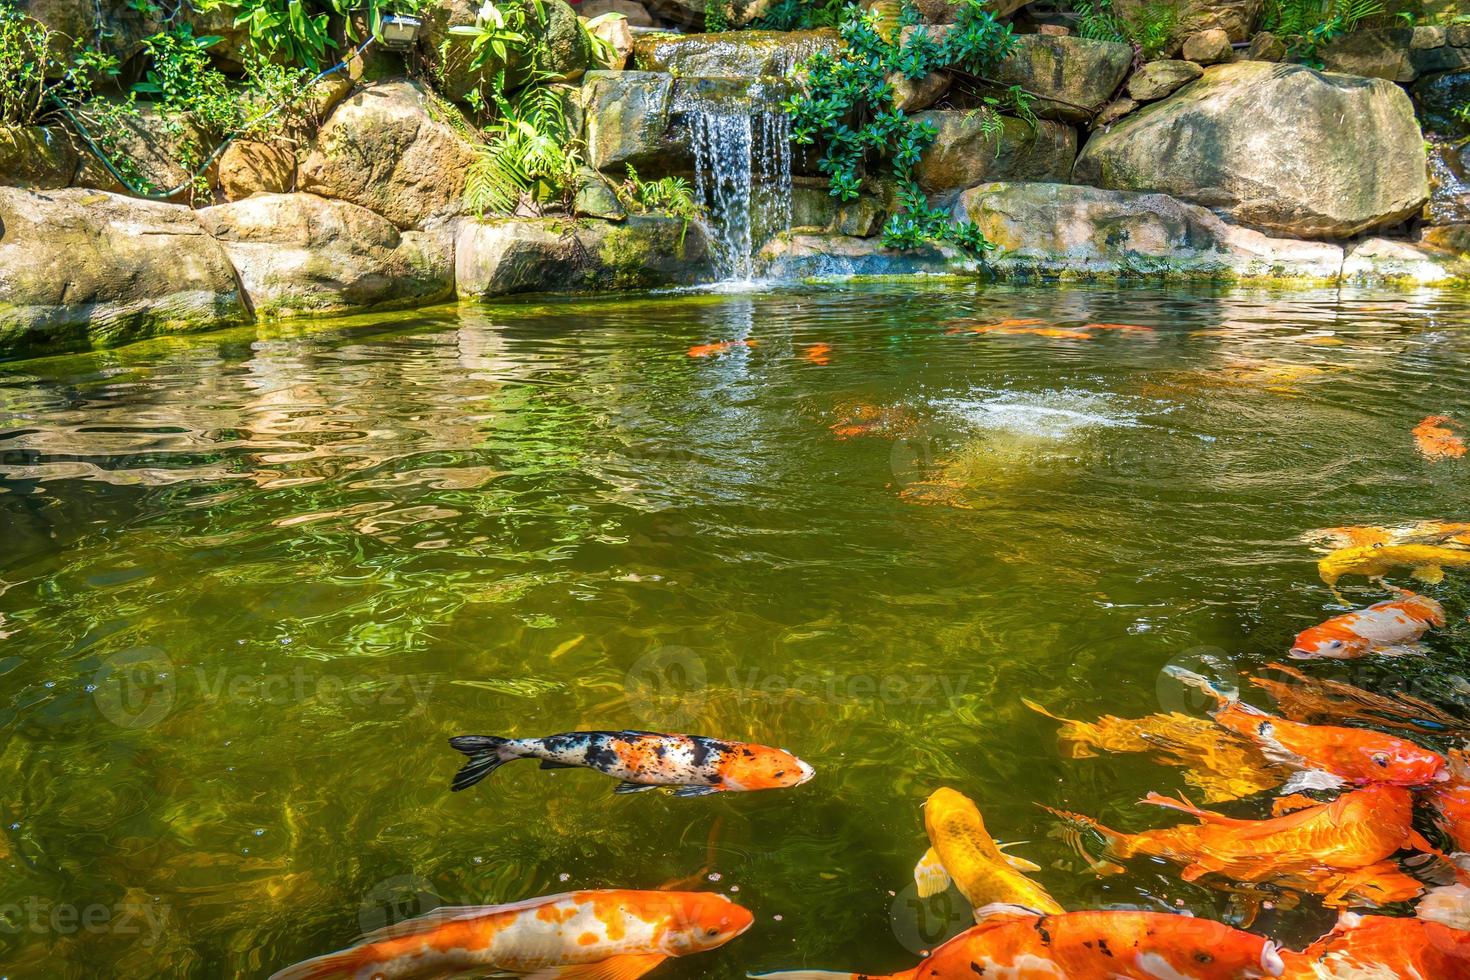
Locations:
1414;414;1468;459
800;343;831;365
1082;322;1156;334
1025;700;1291;803
1303;519;1470;552
942;317;1045;334
827;402;920;440
270;889;752;980
1426;751;1470;852
912;788;1063;917
751;908;1285;980
1249;663;1470;739
1168;668;1449;789
1318;543;1470;589
1280;912;1470;978
1048;785;1431;907
969;324;1095;340
447;730;815;797
687;339;756;358
1289;593;1446;659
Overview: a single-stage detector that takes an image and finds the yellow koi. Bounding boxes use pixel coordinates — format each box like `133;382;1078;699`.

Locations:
913;787;1063;917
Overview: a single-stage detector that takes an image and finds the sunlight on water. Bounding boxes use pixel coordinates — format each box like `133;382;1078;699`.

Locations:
1;282;1470;977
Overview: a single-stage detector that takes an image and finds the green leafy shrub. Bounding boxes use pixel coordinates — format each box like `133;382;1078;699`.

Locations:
1072;0;1176;59
464;84;582;215
619;164;703;245
1262;0;1385;61
232;0;428;70
781;0;1016;253
0;4;123;127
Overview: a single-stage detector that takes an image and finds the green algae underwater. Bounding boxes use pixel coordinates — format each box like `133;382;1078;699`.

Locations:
2;280;1470;977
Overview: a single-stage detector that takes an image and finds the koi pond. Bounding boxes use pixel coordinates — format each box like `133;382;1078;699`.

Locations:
3;281;1470;977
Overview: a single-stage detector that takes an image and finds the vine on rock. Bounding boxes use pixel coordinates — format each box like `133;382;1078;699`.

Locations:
781;0;1017;253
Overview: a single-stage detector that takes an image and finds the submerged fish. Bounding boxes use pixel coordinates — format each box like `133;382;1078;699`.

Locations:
448;730;815;797
1318;543;1470;589
1414;414;1468;460
1082;322;1156;334
913;787;1063;916
969;324;1095;340
1048;785;1431;907
800;343;832;365
1281;912;1470;978
1249;663;1470;739
827;401;921;440
1303;519;1470;552
1025;700;1291;803
1170;668;1449;789
942;317;1046;335
687;339;757;358
752;908;1284;980
270;889;752;980
1289;593;1446;659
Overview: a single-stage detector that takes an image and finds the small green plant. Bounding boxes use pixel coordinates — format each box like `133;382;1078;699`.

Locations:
619;164;703;244
232;0;424;70
753;0;846;31
0;4;124;127
1263;0;1386;61
704;0;730;31
1071;0;1175;59
782;0;1016;253
464;84;582;216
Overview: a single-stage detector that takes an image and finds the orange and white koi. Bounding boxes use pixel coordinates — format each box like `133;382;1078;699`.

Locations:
687;339;757;358
913;787;1063;916
448;730;815;797
1169;667;1449;788
752;908;1285;980
270;889;752;980
1289;593;1446;659
1414;414;1468;459
1025;699;1291;803
1280;912;1470;978
1048;785;1432;907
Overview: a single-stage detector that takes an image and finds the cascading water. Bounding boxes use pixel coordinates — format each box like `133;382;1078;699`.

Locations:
683;81;794;283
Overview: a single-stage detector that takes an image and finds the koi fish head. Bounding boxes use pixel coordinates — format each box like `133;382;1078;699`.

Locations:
1137;922;1285;979
717;745;814;792
923;787;987;842
1290;620;1369;660
660;892;753;955
1326;735;1448;786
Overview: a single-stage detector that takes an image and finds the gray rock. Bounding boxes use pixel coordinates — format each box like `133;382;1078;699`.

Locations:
1342;237;1463;285
987;36;1133;122
633;29;839;76
0;125;77;189
299;80;483;231
194;193;454;319
0;188;247;359
581;71;675;172
954;181;1347;280
1126;60;1204;102
573;170;627;219
455;216;715;296
1181;29;1232;65
1321;28;1416;81
912;112;1077;196
1245;31;1285;62
756;232;976;279
1074;62;1428;239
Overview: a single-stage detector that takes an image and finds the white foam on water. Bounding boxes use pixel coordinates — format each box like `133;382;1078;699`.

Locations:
933;390;1142;440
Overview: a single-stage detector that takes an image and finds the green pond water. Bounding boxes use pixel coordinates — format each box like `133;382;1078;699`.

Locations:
3;281;1470;978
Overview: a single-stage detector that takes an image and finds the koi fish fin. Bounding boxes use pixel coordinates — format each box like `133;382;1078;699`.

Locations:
1281;769;1345;794
670;785;719;798
1160;665;1238;707
523;953;668;980
748;972;862;980
1138;791;1241;824
1412;564;1446;584
1020;699;1099;758
972;903;1045;923
914;847;951;898
613;781;658;794
1179;862;1210;883
994;841;1042;873
448;735;516;792
539;760;578;769
268;948;371;980
1270;793;1321;816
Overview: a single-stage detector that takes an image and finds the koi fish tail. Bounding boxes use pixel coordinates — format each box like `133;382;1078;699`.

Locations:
448;735;519;791
1021;699;1101;758
1039;805;1130;870
268;948;372;980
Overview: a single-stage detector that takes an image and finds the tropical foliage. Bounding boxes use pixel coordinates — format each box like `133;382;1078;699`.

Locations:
464;84;582;215
1262;0;1385;61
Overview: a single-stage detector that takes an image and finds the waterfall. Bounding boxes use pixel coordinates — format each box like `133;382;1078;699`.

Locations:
684;82;794;283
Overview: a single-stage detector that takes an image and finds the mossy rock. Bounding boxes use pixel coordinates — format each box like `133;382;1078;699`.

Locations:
0;125;77;189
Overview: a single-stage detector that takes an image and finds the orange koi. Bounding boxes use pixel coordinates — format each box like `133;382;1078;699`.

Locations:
1249;663;1470;739
1048;785;1431;907
1303;519;1470;552
1024;700;1290;803
942;317;1046;334
448;731;814;797
969;324;1096;340
687;339;756;358
1290;593;1445;659
753;908;1285;979
1082;322;1156;334
1280;913;1470;978
827;401;920;440
800;343;832;365
1414;414;1468;459
270;889;751;980
1428;783;1470;852
1169;668;1449;787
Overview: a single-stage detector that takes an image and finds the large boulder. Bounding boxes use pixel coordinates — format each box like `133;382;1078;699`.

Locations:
953;181;1346;281
420;0;591;102
455;216;715;296
756;231;976;278
194;193;454;319
0;188;247;359
1126;60;1203;102
912;113;1077;196
986;36;1132;122
633;29;840;75
581;71;674;171
1413;70;1470;137
299;80;483;231
216;140;296;201
0;125;77;189
1073;62;1428;239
